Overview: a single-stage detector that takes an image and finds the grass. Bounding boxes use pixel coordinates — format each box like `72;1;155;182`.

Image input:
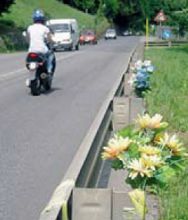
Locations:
0;0;107;30
145;46;188;220
145;46;188;133
0;0;109;51
159;167;188;220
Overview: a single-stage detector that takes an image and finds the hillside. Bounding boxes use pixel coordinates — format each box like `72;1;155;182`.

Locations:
0;0;109;52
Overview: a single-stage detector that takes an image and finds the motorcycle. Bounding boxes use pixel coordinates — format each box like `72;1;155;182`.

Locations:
25;51;56;96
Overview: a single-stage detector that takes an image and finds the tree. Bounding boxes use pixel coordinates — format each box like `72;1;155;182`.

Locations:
167;0;188;36
73;0;96;13
57;0;188;35
114;0;142;31
0;0;15;15
103;0;119;20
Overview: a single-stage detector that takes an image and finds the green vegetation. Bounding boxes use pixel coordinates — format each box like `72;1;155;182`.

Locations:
145;46;188;220
159;169;188;220
0;0;15;15
62;0;188;35
145;47;188;132
0;0;109;52
0;0;98;30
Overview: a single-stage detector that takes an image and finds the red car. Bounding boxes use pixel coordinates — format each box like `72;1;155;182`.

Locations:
79;30;97;45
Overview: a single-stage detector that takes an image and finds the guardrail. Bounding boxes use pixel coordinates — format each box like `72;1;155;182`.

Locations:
145;40;188;47
39;42;141;220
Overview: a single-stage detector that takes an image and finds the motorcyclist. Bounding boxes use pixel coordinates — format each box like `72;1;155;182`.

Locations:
26;9;55;75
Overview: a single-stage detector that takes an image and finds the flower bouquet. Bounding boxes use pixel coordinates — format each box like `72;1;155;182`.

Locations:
102;113;187;219
130;60;155;97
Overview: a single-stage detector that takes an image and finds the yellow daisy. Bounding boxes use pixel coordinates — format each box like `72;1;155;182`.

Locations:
128;158;153;179
148;114;163;129
136;114;151;129
136;113;168;130
142;154;165;170
158;133;184;156
102;135;131;160
139;145;161;156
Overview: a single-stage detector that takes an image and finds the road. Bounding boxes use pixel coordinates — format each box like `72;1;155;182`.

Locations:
0;36;140;220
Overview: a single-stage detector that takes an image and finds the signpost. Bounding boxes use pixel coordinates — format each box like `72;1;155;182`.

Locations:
146;18;149;49
154;10;167;23
154;10;167;39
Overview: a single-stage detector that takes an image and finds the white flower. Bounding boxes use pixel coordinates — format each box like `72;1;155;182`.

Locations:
158;133;184;156
142;154;165;170
128;74;136;86
102;135;131;160
135;60;143;70
128;158;153;179
147;65;154;73
143;60;151;67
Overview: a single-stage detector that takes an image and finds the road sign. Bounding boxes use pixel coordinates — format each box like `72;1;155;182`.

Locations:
162;29;172;40
154;10;167;23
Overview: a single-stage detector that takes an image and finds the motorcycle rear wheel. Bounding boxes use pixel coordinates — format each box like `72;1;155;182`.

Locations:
43;78;52;91
30;79;41;96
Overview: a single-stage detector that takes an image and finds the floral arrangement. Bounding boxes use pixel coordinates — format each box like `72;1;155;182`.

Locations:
102;113;187;219
129;60;155;97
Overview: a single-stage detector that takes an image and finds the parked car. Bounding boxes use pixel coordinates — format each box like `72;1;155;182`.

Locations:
79;30;97;45
104;29;117;40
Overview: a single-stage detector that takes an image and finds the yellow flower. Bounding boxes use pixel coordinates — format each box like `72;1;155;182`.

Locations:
102;135;131;160
128;158;153;179
136;113;168;130
142;154;165;170
136;114;151;129
139;145;161;156
129;189;147;219
158;133;184;156
157;132;168;144
154;133;164;144
148;114;163;129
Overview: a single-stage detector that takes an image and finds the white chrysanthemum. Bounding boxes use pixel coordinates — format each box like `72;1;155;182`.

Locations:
102;135;131;160
128;158;153;179
148;114;163;129
142;154;164;170
158;133;184;156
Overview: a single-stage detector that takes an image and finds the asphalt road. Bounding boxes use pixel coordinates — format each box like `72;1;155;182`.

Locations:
0;36;140;220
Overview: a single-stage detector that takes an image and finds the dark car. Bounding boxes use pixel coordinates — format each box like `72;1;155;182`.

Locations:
79;30;97;45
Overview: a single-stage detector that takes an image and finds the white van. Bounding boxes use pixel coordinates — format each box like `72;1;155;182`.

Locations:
46;19;79;51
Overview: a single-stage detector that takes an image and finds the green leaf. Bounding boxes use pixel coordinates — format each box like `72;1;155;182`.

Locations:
155;166;176;187
112;158;124;170
117;124;138;138
127;143;139;159
166;156;186;171
126;175;147;189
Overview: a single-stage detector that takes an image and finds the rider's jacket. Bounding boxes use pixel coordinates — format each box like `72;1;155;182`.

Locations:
27;23;50;53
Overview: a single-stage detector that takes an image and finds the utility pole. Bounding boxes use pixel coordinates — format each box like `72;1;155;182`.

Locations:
146;17;149;49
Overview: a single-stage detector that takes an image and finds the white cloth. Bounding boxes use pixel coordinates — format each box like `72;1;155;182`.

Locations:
27;23;50;53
